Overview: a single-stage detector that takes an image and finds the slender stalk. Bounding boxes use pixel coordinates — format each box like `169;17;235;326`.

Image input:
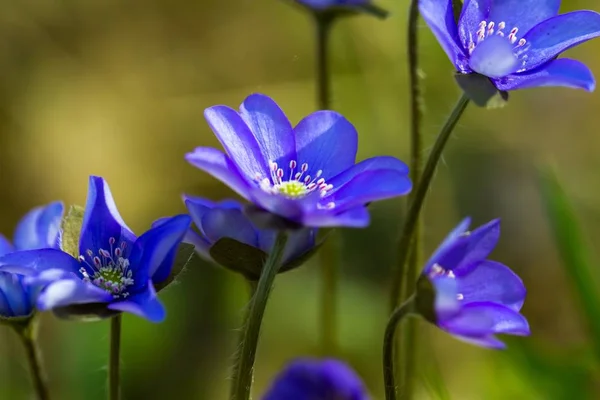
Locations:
13;319;50;400
229;281;258;397
315;13;334;110
397;1;424;396
389;93;470;311
314;12;339;355
229;232;289;400
383;295;416;400
109;315;122;400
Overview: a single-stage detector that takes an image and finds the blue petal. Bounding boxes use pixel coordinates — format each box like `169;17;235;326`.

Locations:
450;333;507;349
522;11;600;70
0;286;13;316
204;105;270;181
263;358;369;400
184;195;243;237
79;177;136;262
248;187;307;222
419;0;466;71
37;278;113;310
453;219;501;275
14;201;64;251
458;0;491;49
488;0;560;37
239;94;296;170
325;156;409;189
129;215;191;286
301;206;370;228
322;169;412;212
423;218;472;275
442;301;530;336
0;248;81;274
459;260;526;311
431;275;461;322
200;208;258;247
0;272;32;317
0;234;14;257
294;111;358;181
108;281;166;323
469;34;520;78
494;58;595;91
186;147;253;200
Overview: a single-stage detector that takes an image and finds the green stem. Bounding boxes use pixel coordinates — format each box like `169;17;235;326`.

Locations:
389;93;470;312
109;315;122;400
229;232;289;400
13;319;50;400
314;12;338;355
229;281;258;397
315;13;334;110
383;295;416;400
398;2;424;396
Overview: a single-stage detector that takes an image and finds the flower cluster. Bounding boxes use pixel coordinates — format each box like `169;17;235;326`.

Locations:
3;0;600;397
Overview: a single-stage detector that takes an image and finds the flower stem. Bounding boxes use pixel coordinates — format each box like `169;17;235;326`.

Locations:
383;295;416;400
109;315;122;400
315;13;334;110
389;93;470;310
229;232;289;400
13;318;50;400
397;2;424;397
314;12;339;356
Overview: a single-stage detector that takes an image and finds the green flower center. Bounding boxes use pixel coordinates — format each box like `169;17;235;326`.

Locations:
277;180;308;198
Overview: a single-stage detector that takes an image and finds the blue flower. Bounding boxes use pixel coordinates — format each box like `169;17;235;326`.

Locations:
0;177;191;323
186;93;411;228
262;358;370;400
0;202;64;256
420;0;600;91
184;196;317;278
417;218;529;349
0;202;63;319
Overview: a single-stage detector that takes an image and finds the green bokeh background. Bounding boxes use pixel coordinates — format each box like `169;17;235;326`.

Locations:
1;0;600;398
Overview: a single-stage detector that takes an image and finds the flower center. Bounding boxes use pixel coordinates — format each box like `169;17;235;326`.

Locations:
78;237;134;298
468;20;529;70
255;160;334;200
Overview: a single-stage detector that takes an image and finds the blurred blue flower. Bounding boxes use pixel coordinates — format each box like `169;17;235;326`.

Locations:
291;0;387;18
295;0;370;10
418;218;529;349
186;93;411;228
0;202;63;318
420;0;600;91
184;195;316;266
0;176;191;323
0;202;64;256
262;358;370;400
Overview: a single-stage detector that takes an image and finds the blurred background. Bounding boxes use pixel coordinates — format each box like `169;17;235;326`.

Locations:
1;0;600;398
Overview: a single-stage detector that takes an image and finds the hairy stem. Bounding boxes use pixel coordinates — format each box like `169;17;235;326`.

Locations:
14;318;50;400
383;296;416;400
109;315;122;400
314;12;339;355
229;232;289;400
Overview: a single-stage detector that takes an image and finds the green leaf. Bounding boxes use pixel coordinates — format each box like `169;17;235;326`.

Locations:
53;303;120;322
538;167;600;360
61;204;85;258
454;73;508;109
154;242;198;292
209;238;268;281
